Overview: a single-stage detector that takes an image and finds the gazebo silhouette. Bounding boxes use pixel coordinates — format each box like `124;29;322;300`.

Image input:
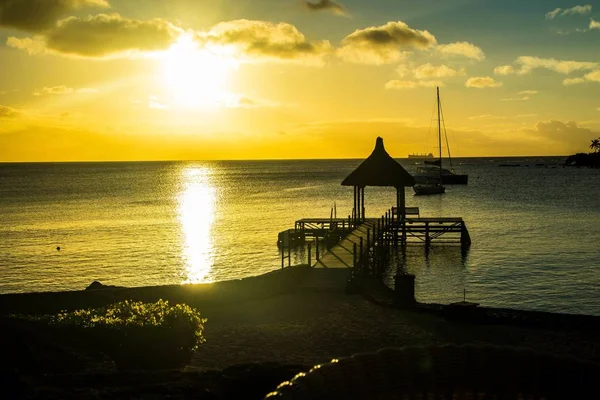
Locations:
342;137;415;224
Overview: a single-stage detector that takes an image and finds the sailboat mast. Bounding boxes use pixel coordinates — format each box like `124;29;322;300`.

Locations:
436;87;442;176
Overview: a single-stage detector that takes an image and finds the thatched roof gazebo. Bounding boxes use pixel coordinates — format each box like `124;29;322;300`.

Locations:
342;137;415;223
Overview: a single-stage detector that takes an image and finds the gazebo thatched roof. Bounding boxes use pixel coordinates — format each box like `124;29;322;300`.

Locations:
341;137;415;187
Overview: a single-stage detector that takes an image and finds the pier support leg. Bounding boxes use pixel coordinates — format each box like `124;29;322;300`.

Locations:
425;222;431;248
353;186;357;224
361;187;365;222
359;237;363;273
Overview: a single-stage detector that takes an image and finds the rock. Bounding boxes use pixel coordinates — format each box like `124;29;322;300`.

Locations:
85;281;121;291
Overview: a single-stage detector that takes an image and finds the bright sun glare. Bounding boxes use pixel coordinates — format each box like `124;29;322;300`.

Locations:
162;34;234;108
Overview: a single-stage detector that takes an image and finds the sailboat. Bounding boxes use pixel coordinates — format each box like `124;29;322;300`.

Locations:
413;87;446;196
413;87;468;185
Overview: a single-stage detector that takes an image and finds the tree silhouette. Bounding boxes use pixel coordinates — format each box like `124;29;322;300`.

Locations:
590;138;600;153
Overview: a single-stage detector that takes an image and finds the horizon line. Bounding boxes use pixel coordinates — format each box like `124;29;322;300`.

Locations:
0;155;573;164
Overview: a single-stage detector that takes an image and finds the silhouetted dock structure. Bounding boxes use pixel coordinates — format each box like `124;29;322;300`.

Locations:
278;137;470;277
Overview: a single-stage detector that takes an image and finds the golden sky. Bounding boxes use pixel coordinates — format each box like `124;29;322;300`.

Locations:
1;0;599;161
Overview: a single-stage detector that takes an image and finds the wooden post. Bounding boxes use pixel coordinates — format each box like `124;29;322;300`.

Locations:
307;242;312;267
352;186;357;222
288;243;291;267
396;187;406;221
425;222;430;247
281;247;284;269
361;187;365;221
359;236;363;271
353;242;357;269
367;228;370;250
316;238;320;262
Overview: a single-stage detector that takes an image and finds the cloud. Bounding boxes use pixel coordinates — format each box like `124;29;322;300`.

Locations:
0;105;20;118
501;90;539;100
200;19;332;64
560;70;600;85
7;13;181;58
33;85;98;96
529;120;596;147
517;56;598;74
494;65;515;75
465;76;502;88
468;114;507;121
220;93;280;108
0;0;109;32
395;64;411;78
436;41;485;61
495;56;598;75
413;63;465;79
337;21;436;65
585;70;600;82
545;5;592;20
385;80;444;90
303;0;347;16
563;77;586;85
148;95;168;109
501;96;529;101
590;19;600;30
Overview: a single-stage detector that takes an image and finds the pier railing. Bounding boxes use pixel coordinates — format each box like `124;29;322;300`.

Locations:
280;207;471;274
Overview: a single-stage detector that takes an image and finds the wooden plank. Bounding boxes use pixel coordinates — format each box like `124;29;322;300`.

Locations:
404;217;463;223
315;220;377;269
296;218;349;223
391;207;420;216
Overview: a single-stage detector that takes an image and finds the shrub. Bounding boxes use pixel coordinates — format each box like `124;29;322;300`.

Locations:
40;300;207;370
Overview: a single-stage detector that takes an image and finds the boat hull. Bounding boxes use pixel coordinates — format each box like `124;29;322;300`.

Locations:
414;174;468;185
413;185;446;195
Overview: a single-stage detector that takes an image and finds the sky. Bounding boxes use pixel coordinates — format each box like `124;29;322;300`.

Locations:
0;0;599;161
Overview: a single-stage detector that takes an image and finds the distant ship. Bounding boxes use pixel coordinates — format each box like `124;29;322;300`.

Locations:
407;152;434;160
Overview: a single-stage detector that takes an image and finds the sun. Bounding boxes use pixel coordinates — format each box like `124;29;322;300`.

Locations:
161;34;234;108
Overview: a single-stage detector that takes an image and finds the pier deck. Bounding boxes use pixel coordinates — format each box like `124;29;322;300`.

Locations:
314;220;377;269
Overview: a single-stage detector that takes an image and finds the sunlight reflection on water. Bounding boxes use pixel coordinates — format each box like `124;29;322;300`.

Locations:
178;167;215;283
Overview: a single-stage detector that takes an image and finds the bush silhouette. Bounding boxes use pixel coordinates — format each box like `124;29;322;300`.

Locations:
42;299;207;370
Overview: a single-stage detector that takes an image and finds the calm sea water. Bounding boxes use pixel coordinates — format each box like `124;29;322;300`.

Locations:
1;158;599;315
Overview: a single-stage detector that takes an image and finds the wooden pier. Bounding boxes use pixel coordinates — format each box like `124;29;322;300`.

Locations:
277;137;471;281
280;206;471;276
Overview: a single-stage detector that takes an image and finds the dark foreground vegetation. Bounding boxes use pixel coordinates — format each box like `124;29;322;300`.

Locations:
565;152;600;167
2;267;600;399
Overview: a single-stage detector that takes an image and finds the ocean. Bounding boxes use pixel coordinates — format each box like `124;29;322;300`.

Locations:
1;158;599;315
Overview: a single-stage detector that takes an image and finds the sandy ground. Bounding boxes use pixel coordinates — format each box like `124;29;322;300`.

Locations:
191;289;600;370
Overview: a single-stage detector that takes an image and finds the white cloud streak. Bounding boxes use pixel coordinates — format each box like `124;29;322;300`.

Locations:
385;80;444;90
545;5;592;20
436;41;485;61
465;76;502;88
